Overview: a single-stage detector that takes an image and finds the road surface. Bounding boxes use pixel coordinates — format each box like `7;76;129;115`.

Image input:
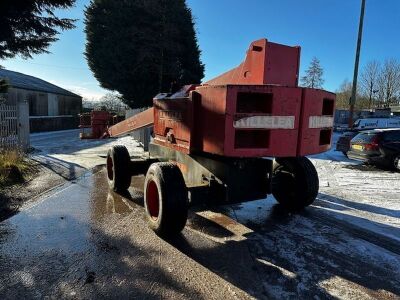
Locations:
0;130;399;299
1;172;399;299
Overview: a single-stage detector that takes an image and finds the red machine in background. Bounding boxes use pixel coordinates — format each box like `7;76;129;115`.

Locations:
79;110;122;139
105;39;336;236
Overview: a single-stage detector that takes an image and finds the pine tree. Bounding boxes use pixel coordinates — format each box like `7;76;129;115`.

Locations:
0;0;76;59
301;57;324;89
0;79;8;93
0;79;9;104
84;0;204;108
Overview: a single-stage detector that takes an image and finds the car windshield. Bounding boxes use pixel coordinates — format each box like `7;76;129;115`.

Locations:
384;130;400;141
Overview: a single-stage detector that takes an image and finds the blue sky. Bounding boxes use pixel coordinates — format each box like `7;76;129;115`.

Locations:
2;0;400;100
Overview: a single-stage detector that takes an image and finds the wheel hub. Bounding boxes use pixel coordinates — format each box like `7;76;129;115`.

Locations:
146;180;160;220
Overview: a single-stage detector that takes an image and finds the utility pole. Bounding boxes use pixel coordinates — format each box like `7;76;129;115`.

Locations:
348;0;366;128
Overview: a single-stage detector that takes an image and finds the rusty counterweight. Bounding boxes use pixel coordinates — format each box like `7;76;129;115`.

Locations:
107;38;336;158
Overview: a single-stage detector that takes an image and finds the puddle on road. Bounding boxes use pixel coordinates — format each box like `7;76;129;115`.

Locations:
0;164;262;256
0;169;146;256
1;166;400;300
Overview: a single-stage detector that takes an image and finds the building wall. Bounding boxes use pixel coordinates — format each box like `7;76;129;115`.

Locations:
3;87;82;132
48;93;59;116
58;95;82;116
5;88;82;117
28;92;48;116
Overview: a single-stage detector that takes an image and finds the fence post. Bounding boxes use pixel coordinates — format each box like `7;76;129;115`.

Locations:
17;100;30;151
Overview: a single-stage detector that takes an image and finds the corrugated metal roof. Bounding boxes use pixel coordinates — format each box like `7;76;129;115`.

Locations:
0;69;81;98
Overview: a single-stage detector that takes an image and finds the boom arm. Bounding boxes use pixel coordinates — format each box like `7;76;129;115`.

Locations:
108;107;154;138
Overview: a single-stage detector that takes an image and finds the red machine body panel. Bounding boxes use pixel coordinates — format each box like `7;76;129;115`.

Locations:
152;85;336;158
193;85;302;157
297;88;336;156
153;96;193;154
205;39;300;87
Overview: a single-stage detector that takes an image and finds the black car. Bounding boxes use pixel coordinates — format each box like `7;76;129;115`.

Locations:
347;129;400;171
336;130;359;155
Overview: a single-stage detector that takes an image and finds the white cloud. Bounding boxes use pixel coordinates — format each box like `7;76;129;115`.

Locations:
48;80;107;100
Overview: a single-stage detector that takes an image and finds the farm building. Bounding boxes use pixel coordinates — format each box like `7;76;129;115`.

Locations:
0;69;82;132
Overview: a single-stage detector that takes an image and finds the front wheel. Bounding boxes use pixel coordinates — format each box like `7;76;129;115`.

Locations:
107;145;131;192
144;163;188;236
272;157;319;211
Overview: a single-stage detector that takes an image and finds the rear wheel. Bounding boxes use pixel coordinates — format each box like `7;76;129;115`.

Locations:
144;163;188;236
394;155;400;172
272;157;319;211
107;145;131;192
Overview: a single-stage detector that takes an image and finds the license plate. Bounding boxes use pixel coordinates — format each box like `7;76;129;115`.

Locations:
352;144;363;151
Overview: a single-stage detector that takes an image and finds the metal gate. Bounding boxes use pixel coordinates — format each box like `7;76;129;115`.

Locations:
0;104;18;149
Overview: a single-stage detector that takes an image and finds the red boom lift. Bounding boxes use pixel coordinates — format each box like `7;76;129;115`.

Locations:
105;39;336;236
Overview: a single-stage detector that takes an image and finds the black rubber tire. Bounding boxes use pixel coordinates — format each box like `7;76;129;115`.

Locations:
106;145;131;192
144;163;188;236
394;155;400;172
272;157;319;211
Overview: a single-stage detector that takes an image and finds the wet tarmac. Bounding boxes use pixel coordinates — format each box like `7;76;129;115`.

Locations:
0;168;399;299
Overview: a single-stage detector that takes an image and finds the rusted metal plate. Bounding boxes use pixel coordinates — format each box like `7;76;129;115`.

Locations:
153;96;193;154
205;39;300;87
108;108;154;137
194;85;302;157
152;83;337;158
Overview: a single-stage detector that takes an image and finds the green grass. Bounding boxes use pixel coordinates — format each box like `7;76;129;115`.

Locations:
0;149;31;186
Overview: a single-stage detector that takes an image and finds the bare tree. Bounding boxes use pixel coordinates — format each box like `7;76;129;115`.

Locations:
301;57;324;88
335;79;370;109
360;60;380;109
82;94;127;113
377;58;400;108
99;93;127;113
335;79;352;109
82;98;97;110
